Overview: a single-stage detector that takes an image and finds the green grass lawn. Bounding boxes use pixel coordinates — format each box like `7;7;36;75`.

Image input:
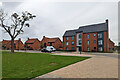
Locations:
2;51;90;80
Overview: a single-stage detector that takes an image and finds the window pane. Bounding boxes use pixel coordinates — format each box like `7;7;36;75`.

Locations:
87;41;89;45
98;33;102;38
87;34;89;39
66;47;68;50
72;41;74;45
94;40;96;43
79;34;81;38
50;43;52;46
87;47;89;51
72;36;74;40
98;40;102;45
66;42;68;45
93;34;96;37
72;47;74;50
98;47;103;51
66;37;68;40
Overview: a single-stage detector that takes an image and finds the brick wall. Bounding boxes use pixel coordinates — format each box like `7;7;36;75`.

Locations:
25;38;41;50
32;40;40;50
103;31;109;52
52;39;63;50
63;35;76;50
63;31;109;52
42;36;63;50
109;40;115;51
82;32;97;51
16;40;24;50
3;39;24;50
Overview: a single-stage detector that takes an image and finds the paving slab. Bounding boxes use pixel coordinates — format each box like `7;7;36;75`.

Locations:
53;53;96;57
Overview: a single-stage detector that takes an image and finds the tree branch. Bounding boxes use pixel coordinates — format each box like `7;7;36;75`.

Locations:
0;19;13;37
14;20;25;38
11;16;19;37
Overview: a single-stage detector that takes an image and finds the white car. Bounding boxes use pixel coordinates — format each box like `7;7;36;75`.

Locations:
41;46;56;53
46;46;56;52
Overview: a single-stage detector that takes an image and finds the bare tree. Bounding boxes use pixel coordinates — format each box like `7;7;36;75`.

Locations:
0;9;36;53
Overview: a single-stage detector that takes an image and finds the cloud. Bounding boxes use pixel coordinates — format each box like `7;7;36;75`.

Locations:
0;2;2;6
1;1;118;45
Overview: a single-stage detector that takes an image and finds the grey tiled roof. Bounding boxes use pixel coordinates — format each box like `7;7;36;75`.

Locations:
77;23;108;33
63;29;77;37
63;22;108;37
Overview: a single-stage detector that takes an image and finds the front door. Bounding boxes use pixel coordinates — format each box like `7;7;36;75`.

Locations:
79;47;81;51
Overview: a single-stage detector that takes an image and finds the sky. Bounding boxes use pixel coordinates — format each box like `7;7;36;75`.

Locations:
0;0;118;45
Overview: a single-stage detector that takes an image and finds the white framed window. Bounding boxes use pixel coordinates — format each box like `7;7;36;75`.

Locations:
98;33;102;38
98;47;103;51
66;42;69;46
98;40;103;45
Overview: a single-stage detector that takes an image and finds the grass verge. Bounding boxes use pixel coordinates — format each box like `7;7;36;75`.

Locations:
2;51;90;80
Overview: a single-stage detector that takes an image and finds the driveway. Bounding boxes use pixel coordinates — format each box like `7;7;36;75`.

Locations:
33;52;118;78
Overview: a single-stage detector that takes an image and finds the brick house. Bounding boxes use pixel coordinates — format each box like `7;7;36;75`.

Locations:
25;38;40;50
1;40;9;50
41;36;63;50
63;19;114;52
63;30;77;51
109;39;115;51
1;38;24;50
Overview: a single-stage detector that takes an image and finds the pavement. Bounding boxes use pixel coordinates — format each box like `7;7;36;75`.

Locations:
32;52;118;79
14;50;43;53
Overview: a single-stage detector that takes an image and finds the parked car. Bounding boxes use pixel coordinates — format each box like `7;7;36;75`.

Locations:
46;46;56;51
41;46;56;53
41;48;51;53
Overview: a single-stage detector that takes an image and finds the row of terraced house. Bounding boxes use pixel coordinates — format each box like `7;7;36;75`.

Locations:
1;36;63;51
1;19;115;52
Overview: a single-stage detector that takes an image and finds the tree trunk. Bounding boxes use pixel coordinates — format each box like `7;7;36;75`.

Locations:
11;38;14;53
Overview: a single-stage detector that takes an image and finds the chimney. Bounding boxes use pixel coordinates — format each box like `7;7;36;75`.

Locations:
106;19;108;24
105;19;109;52
43;36;45;38
28;37;29;40
19;38;21;41
3;39;4;41
105;19;109;30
